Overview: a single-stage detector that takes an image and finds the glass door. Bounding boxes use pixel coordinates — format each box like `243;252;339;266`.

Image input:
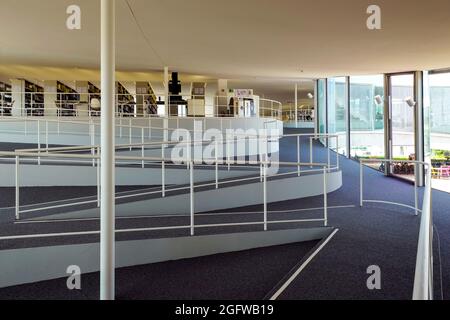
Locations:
387;73;416;182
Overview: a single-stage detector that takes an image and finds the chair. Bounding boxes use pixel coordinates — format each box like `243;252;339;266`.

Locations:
441;166;450;178
431;167;440;179
90;98;101;116
90;98;101;111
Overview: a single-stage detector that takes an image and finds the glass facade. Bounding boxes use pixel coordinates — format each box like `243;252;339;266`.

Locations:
426;72;450;186
390;74;415;160
327;77;347;155
349;75;384;158
317;69;450;193
317;79;326;138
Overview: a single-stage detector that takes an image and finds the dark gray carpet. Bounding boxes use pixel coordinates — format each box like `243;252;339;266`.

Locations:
0;240;319;300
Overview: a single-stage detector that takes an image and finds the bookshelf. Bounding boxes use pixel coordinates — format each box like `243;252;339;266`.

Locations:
116;82;135;117
88;82;101;99
56;81;79;116
0;81;12;116
24;80;44;116
136;82;158;115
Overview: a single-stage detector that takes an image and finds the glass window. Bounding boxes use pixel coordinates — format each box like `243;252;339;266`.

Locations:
349;75;385;159
327;77;347;155
425;71;450;193
317;79;326;143
390;74;415;162
423;71;431;160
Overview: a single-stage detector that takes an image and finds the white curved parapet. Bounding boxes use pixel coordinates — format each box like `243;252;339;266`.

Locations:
0;116;283;146
30;170;343;220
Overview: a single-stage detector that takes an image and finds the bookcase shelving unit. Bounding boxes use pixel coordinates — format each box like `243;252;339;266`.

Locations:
116;82;135;117
24;80;44;116
0;81;12;116
56;82;79;116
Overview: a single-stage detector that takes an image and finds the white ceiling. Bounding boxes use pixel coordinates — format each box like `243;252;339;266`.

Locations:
1;0;450;101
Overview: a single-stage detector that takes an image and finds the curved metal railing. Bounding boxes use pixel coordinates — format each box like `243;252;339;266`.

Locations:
0;133;340;229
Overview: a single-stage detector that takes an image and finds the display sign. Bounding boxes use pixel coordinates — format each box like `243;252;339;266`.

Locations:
234;89;253;98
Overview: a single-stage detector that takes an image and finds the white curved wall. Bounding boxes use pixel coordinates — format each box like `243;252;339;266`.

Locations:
0;117;283;147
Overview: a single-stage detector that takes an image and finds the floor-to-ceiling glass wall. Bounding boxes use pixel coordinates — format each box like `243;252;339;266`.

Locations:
327;77;347;155
349;75;385;166
388;73;416;181
425;70;450;193
317;79;326;144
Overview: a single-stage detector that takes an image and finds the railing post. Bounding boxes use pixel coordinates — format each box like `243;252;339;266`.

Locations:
297;135;301;176
327;136;331;171
263;162;268;231
91;122;96;167
260;162;263;182
45;120;49;150
215;140;219;189
161;144;165;197
190;160;195;236
336;136;340;169
323;166;328;227
141;127;145;168
15;155;20;220
129;120;132;151
227;135;231;171
37;120;41;165
414;163;419;216
97;147;100;208
360;160;364;207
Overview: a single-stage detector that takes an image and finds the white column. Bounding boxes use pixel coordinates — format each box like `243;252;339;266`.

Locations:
100;0;116;301
11;79;25;117
44;81;58;116
295;83;298;128
164;67;169;117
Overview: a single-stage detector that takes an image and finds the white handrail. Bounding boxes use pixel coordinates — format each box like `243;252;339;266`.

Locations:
413;164;433;300
0;92;283;119
3;133;340;228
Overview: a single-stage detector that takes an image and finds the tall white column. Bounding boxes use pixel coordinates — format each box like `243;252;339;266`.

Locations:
44;81;57;117
100;0;116;301
11;79;25;117
295;83;298;128
164;67;169;117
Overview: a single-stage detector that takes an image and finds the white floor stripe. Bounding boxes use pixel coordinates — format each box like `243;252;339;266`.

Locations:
269;228;339;300
13;205;355;224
